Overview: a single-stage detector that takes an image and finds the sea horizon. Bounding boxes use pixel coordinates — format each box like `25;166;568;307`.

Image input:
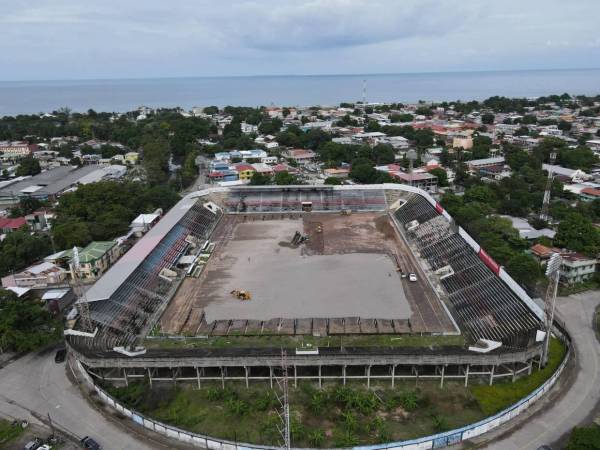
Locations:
1;67;599;117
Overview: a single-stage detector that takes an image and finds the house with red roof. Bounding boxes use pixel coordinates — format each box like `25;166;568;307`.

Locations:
0;216;27;233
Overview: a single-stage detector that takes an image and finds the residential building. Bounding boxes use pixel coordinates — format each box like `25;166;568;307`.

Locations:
543;164;591;184
580;187;600;202
233;163;255;181
283;149;317;165
560;253;597;285
466;156;505;172
323;168;350;179
0;216;27;233
69;241;122;281
452;134;473;150
0;141;38;158
1;262;66;288
529;244;597;285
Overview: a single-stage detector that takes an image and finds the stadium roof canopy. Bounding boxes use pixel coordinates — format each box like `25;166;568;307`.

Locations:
83;192;201;303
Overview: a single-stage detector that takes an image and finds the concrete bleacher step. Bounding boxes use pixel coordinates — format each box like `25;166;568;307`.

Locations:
344;317;361;334
359;319;378;334
211;320;231;336
228;320;248;335
279;319;295;335
295;318;312;335
245;320;263;335
312;318;328;337
261;318;281;335
376;319;395;334
328;318;345;335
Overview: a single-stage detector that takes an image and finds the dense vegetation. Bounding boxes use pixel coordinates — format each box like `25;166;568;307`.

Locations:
0;228;52;277
106;381;484;447
0;290;61;352
52;181;180;248
566;424;600;450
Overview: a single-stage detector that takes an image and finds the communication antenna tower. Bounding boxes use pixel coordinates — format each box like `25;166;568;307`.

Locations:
72;246;93;332
542;253;562;366
274;350;291;450
540;151;557;222
362;79;367;107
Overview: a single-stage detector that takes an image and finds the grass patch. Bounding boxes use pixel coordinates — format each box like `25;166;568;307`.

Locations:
0;419;25;446
470;338;567;415
144;334;465;350
106;381;484;447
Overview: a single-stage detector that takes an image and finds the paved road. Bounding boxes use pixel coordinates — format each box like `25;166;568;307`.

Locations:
0;348;160;450
481;290;600;450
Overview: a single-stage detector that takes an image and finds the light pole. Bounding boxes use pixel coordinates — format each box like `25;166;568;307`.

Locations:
542;253;562;367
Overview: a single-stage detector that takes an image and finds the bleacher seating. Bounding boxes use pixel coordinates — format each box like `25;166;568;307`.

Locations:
224;188;387;212
395;195;541;347
84;203;222;349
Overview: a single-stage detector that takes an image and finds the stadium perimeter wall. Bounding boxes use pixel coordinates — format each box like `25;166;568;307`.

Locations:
72;334;570;450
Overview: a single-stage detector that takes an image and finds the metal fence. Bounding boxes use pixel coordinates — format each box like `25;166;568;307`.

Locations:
76;338;570;450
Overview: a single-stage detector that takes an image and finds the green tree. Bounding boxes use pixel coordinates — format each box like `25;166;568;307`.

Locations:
566;425;600;450
324;177;343;185
15;157;41;176
180;151;198;188
52;221;92;249
142;136;171;185
481;113;495;125
249;172;271;185
0;290;60;352
372;144;396;165
274;171;297;185
506;253;542;288
429;168;448;187
0;229;52;277
555;213;600;255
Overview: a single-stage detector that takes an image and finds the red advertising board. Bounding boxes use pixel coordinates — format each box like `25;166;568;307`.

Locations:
478;248;500;275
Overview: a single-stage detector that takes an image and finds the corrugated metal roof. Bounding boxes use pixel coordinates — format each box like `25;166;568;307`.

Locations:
83;193;198;303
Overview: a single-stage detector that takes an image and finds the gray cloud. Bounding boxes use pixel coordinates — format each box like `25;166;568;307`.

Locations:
0;0;598;80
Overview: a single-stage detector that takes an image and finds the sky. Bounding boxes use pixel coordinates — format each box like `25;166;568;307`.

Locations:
1;0;600;81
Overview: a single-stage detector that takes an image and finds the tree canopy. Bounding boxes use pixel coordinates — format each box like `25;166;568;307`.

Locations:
52;181;180;249
0;290;61;352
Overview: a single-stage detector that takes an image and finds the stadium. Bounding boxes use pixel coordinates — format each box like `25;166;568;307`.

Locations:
67;184;547;388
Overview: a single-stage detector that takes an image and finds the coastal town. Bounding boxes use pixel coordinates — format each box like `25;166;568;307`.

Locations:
1;95;599;299
1;93;600;450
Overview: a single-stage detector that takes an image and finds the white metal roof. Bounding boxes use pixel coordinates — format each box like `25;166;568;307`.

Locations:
83;192;202;303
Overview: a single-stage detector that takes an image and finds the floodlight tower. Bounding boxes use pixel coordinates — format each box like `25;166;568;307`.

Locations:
275;350;291;450
540;151;557;222
72;247;93;332
542;252;562;366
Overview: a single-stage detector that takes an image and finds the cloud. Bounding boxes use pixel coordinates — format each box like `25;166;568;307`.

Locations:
0;0;598;80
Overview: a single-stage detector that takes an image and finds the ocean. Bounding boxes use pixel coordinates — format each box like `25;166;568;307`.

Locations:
0;69;599;117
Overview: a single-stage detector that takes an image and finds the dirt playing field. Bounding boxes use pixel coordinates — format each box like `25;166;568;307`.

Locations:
159;212;456;335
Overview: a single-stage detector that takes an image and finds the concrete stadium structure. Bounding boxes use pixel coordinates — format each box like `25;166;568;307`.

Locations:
67;184;549;388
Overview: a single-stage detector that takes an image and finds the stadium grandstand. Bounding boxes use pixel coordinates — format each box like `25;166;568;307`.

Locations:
67;184;548;388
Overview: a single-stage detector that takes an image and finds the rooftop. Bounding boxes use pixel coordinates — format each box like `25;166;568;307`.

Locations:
77;241;117;264
84;192;202;303
0;165;100;199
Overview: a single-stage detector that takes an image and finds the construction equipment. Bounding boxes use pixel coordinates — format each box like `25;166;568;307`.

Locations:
231;289;251;300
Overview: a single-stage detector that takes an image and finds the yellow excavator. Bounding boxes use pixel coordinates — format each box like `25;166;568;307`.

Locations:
231;289;251;300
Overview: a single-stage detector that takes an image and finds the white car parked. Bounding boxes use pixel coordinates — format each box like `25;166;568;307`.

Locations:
408;273;417;282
